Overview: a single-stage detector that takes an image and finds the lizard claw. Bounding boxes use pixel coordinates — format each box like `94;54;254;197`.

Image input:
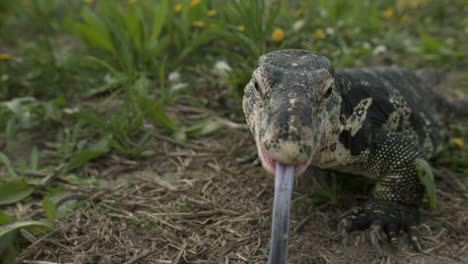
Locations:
369;220;384;252
408;225;423;252
337;207;363;245
338;207;364;219
336;200;420;252
386;223;401;252
337;218;351;245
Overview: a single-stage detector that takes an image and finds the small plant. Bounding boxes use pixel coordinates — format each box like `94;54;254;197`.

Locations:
0;148;79;264
67;0;221;77
67;0;170;75
434;124;468;177
308;169;376;206
168;0;223;64
218;0;281;96
308;170;341;206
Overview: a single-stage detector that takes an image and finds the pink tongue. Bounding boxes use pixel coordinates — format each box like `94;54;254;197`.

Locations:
268;163;295;264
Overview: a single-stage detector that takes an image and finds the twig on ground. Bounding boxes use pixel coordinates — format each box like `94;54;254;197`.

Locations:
56;194;89;208
293;213;315;233
20;229;38;243
140;211;184;232
171;243;187;264
22;170;49;177
151;133;205;151
123;242;159;264
40;163;66;186
23;261;73;264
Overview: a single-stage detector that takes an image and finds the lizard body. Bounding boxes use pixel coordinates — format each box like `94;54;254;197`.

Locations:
242;49;467;252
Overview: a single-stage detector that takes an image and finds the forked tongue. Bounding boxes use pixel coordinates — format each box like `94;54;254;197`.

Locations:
268;162;295;264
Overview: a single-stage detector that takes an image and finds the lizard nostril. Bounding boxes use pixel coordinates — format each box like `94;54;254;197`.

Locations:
262;139;311;165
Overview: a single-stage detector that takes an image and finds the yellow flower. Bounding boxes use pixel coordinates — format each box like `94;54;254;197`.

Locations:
295;8;304;17
464;0;468;6
175;4;183;12
192;21;205;28
419;0;429;6
129;0;138;4
397;0;428;9
313;28;325;39
353;48;360;56
452;138;464;149
190;0;200;7
0;53;13;60
207;10;217;16
400;15;409;23
396;0;405;9
271;28;285;42
84;0;94;3
384;8;395;19
238;25;245;32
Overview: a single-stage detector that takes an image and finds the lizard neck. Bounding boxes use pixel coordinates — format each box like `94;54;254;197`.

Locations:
311;81;348;169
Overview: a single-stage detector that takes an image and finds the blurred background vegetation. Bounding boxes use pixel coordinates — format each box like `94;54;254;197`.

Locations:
0;0;467;262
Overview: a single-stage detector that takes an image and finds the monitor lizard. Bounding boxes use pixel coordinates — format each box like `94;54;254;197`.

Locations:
242;49;467;258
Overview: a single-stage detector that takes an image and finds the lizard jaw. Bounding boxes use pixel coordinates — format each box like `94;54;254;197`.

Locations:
257;138;313;177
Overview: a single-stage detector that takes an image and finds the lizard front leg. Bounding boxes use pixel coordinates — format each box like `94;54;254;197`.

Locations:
338;130;427;252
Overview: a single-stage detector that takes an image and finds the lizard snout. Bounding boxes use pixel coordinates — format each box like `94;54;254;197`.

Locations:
262;137;312;165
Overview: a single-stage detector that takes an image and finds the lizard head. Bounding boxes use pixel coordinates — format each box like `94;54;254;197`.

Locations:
243;49;341;177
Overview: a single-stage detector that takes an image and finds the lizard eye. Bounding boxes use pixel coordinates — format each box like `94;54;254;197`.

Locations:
254;80;262;95
324;87;332;98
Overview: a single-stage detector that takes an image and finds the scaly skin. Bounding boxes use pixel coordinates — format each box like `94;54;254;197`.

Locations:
242;49;465;251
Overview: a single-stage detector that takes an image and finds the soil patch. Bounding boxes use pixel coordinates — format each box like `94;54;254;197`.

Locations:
17;126;467;264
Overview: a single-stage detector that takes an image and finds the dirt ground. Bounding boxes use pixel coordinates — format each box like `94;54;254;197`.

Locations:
13;72;468;264
15;121;467;264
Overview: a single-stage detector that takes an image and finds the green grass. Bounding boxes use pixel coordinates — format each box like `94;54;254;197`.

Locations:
0;0;467;262
435;124;468;177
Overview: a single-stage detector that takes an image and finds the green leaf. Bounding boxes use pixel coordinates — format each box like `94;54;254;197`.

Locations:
73;22;115;54
5;118;17;154
42;197;58;222
0;216;16;254
134;75;150;97
81;56;122;77
59;174;97;186
149;0;169;43
172;130;186;142
56;199;79;219
140;150;156;157
415;159;437;210
420;33;443;53
80;7;116;53
30;146;39;171
138;96;181;132
0;220;53;238
1;245;16;264
77;109;109;130
0;152;17;179
0;181;34;205
66;136;111;171
185;120;223;137
0;211;12;225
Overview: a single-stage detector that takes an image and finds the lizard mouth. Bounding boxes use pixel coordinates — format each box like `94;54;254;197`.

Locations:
256;139;313;177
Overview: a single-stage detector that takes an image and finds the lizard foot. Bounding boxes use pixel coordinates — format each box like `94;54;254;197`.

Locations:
337;200;422;252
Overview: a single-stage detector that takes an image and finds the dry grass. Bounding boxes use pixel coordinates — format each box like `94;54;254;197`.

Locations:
16;122;467;264
14;74;468;263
